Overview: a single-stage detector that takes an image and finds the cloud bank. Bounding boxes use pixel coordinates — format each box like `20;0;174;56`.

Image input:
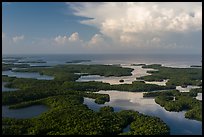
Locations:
67;2;202;53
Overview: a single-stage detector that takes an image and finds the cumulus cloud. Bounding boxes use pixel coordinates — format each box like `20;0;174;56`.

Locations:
88;34;104;45
68;2;201;32
12;35;24;43
69;32;79;42
67;2;202;50
54;35;68;45
54;32;81;45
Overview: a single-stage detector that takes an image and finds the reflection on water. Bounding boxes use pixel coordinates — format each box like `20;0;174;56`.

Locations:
196;93;202;101
2;70;54;80
122;124;130;133
83;90;202;135
144;79;168;86
2;105;49;119
77;65;156;85
2;82;18;92
176;86;201;92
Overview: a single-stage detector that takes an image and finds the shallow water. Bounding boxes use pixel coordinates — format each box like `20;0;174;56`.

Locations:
83;90;202;135
2;105;49;119
77;65;157;85
2;70;54;80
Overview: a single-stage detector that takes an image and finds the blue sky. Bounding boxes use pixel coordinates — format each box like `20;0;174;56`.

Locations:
2;2;202;54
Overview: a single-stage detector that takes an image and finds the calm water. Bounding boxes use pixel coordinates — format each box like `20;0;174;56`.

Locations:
2;54;202;135
77;65;156;85
2;70;54;80
2;54;202;67
196;93;202;101
83;90;202;135
2;105;49;119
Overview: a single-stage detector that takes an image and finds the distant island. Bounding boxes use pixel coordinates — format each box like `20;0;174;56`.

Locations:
17;60;46;63
190;65;202;68
66;60;91;63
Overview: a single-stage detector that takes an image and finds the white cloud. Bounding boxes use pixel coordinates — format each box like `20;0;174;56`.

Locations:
54;32;81;45
69;2;202;32
54;35;68;45
67;2;202;50
69;32;79;42
88;34;104;45
12;35;24;43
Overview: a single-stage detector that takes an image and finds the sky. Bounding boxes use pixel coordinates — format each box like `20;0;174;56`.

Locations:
2;2;202;55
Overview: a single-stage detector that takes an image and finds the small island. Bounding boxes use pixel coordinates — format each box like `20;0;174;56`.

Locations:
119;79;124;83
17;60;46;63
190;65;202;68
66;60;91;63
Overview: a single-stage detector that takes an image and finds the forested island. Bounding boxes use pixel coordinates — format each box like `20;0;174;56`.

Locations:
143;88;202;121
2;63;202;135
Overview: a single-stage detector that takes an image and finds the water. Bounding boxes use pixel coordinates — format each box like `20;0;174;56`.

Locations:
2;70;54;80
83;90;202;135
176;86;201;92
77;65;158;85
3;53;202;67
2;54;202;134
196;93;202;101
144;79;168;86
2;105;49;119
122;125;130;133
2;82;18;92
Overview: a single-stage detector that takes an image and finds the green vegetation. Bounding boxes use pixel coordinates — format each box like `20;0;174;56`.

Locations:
130;64;145;66
119;79;124;83
2;62;202;135
143;88;202;121
13;64;134;81
137;64;202;86
2;75;16;82
99;106;114;113
17;60;46;63
2;95;170;135
2;63;30;71
111;81;175;92
13;64;134;77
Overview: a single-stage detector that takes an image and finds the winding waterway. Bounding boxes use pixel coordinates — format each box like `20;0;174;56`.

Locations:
83;90;202;135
